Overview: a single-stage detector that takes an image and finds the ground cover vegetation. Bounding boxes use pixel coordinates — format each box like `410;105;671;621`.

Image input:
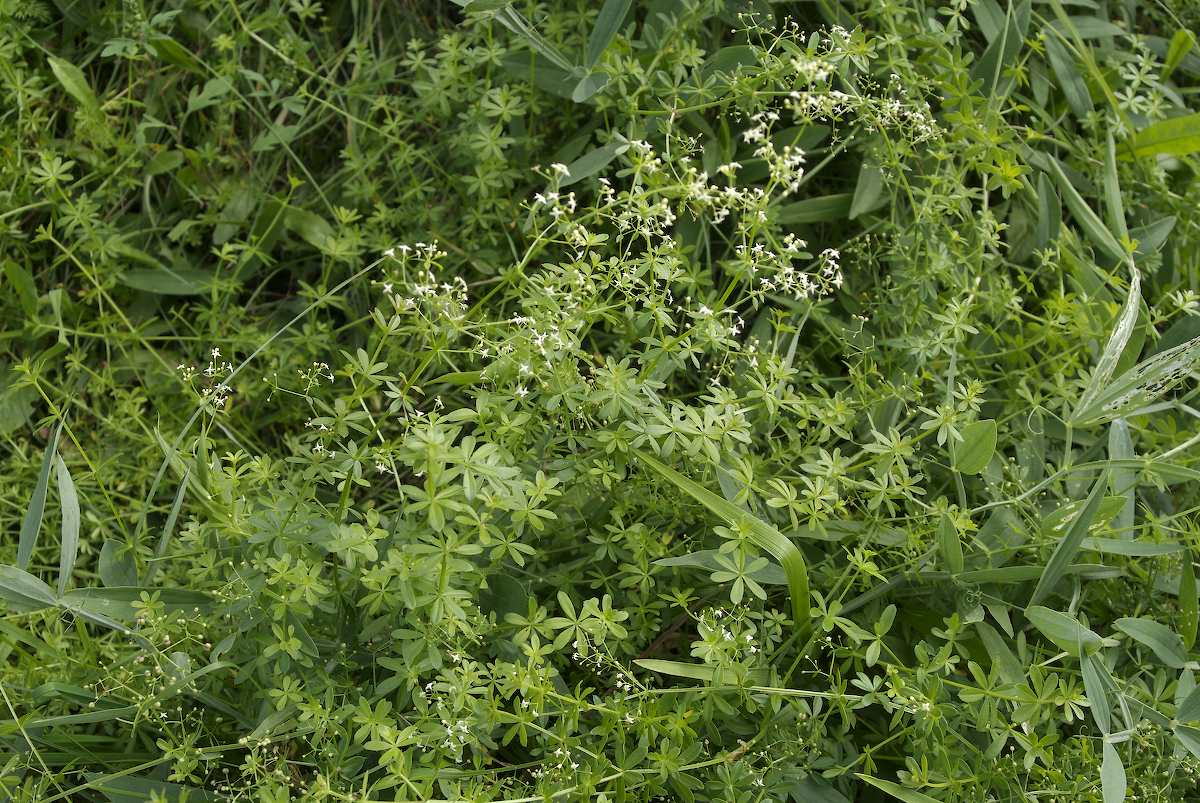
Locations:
2;0;1200;800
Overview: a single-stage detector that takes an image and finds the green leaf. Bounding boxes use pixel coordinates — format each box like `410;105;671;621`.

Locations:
18;420;64;570
938;513;964;573
55;456;79;597
774;194;853;224
585;0;632;68
1043;30;1092;117
1178;684;1200;721
571;70;609;102
1175;725;1200;760
1114;617;1188;668
144;149;184;177
59;587;213;619
856;775;941;803
84;772;221;803
1163;29;1197;81
1080;538;1182;556
98;540;138;587
283;207;335;251
3;260;39;319
975;622;1024;685
1107;420;1135;536
144;470;189;586
1025;605;1107;656
559;140;628;187
655;550;788;584
147;35;203;75
0;565;57;613
951;418;997;474
1081;650;1113;734
1075;266;1139;425
120;267;212;296
635;449;810;630
1102;132;1128;242
1046;156;1126;263
1029;470;1109;607
1181;551;1198;651
47;55;99;113
849;162;886;219
1070;333;1200;427
1101;742;1126;803
971;0;1030;98
1125;113;1200;159
634;659;769;685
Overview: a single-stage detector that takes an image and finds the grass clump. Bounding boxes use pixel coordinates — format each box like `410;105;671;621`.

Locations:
2;0;1200;801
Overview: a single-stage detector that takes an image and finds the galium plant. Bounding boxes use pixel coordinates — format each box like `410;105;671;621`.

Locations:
2;0;1200;802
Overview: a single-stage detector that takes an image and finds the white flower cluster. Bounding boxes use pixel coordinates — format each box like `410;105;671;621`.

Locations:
176;346;234;409
378;242;467;322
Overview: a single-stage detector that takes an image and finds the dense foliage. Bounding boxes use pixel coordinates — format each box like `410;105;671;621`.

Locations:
3;0;1200;800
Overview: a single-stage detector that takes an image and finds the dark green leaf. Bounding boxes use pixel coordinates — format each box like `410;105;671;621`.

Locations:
18;420;63;570
585;0;632;68
1029;470;1109;607
55;456;79;597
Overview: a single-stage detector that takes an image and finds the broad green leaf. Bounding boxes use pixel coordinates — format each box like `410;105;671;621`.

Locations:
774;194;853;224
0;565;57;612
59;586;212;619
1114;617;1187;668
1081;650;1113;734
84;772;221;803
1163;29;1197;81
951;418;997;474
18;420;63;570
1125;113;1200;159
956;563;1119;584
559;140;628;187
3;259;39;319
1025;605;1108;656
975;622;1024;685
1175;725;1200;760
938;513;964;573
120;267;211;296
55;456;80;597
283;207;335;251
1181;551;1198;651
30;705;138;728
585;0;632;68
849;162;886;219
1101;742;1126;803
1029;470;1109;607
571;70;609;102
1178;684;1200;721
856;775;940;803
98;540;138;587
635;449;810;629
1043;30;1092;117
1070;333;1200;427
144;149;184;177
1108;419;1135;536
634;659;769;685
147;35;203;75
47;55;99;113
1046;156;1127;263
1080;538;1182;556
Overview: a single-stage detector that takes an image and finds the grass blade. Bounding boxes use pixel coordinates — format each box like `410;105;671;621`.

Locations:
143;469;189;586
1046;156;1127;264
1073;269;1140;424
17;420;64;570
1181;548;1197;651
1114;616;1187;668
1029;470;1109;607
1107;419;1135;537
634;658;769;685
1125;112;1200;159
54;456;80;597
856;774;940;803
1071;333;1200;427
585;0;632;69
635;449;810;630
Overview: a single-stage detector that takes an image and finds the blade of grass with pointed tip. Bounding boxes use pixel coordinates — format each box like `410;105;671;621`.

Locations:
1108;419;1135;536
1072;270;1141;425
55;456;79;597
17;420;64;570
635;449;809;630
634;659;769;685
1102;132;1128;243
585;0;632;69
1046;156;1127;264
143;469;189;586
1029;470;1109;607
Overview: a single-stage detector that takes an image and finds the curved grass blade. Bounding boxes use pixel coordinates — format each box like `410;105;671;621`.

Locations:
1071;333;1200;427
54;456;80;597
17;419;64;570
1029;469;1109;607
634;449;810;630
1072;269;1140;425
856;774;940;803
143;468;190;586
634;659;769;685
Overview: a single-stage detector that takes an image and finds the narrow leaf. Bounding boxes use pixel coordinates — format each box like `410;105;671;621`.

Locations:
143;470;189;585
1046;156;1127;263
585;0;632;68
635;449;810;629
1101;742;1126;803
559;140;628;187
18;420;64;570
1181;550;1198;651
1108;419;1135;536
1025;605;1107;656
1126;113;1200;159
634;658;768;685
47;55;99;113
1071;333;1200;427
55;456;80;597
98;540;138;587
1178;684;1200;722
0;565;57;612
938;514;964;574
1074;270;1140;424
1029;470;1110;607
1114;617;1187;668
856;775;940;803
